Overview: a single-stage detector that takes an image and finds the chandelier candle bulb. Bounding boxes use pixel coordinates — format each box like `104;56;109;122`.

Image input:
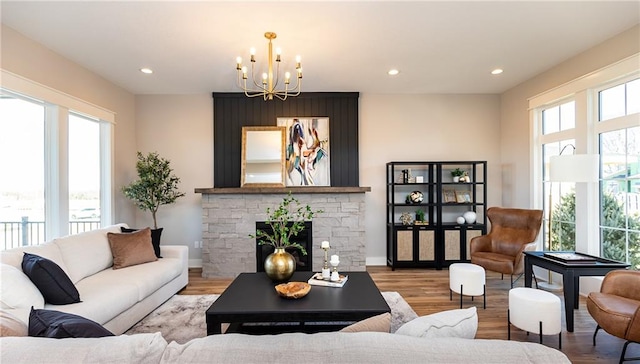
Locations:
236;57;242;69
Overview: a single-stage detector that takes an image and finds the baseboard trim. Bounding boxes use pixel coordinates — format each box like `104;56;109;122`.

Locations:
366;256;387;266
189;259;202;268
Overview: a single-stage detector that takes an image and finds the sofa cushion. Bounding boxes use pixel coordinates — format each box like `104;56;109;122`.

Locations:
108;228;158;269
0;264;45;310
28;307;114;338
121;227;163;258
395;307;477;339
21;253;80;305
340;312;391;333
53;224;126;283
0;333;168;363
0;310;28;337
0;242;69;274
60;272;140;325
78;255;183;302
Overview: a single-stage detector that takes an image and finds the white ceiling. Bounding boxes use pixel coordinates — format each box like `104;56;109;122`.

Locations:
1;1;639;95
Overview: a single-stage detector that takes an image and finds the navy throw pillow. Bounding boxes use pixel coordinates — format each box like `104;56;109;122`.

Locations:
121;227;163;258
28;307;114;338
22;253;81;305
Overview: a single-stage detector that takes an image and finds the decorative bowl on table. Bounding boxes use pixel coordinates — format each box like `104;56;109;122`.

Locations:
275;282;311;299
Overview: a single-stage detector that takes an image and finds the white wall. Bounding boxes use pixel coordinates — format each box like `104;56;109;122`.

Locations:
359;94;501;263
134;95;213;265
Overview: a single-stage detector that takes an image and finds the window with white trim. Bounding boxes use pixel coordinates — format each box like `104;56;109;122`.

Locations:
531;56;639;270
597;78;640;269
0;74;114;249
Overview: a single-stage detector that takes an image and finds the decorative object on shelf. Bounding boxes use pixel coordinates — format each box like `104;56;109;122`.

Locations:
235;32;302;101
460;172;471;183
415;209;426;223
122;151;185;248
321;240;331;280
443;188;456;203
456;190;472;203
416;176;424;183
274;281;311;299
277;117;330;187
456;216;466;225
463;211;477;224
330;254;340;281
451;168;464;183
409;191;424;204
250;193;323;281
400;212;413;225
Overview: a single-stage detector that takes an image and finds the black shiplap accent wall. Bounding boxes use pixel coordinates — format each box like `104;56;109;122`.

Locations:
212;92;360;187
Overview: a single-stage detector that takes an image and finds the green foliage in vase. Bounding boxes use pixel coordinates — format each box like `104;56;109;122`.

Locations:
451;168;464;177
415;209;425;222
550;191;640;269
250;194;322;256
122;151;185;229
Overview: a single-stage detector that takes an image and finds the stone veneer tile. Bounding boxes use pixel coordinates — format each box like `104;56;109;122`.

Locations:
200;192;367;278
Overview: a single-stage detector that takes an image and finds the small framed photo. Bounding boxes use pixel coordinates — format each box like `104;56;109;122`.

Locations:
443;188;456;203
456;190;472;203
416;176;424;183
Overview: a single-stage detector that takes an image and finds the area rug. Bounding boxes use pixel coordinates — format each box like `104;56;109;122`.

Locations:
125;292;417;343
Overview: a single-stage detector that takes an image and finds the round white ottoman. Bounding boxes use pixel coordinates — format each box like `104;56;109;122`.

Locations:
508;287;562;349
449;263;486;309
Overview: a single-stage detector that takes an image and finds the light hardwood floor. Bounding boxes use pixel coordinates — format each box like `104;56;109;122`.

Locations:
180;267;639;364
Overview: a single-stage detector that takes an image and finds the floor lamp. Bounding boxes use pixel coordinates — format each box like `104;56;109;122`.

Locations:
538;146;599;291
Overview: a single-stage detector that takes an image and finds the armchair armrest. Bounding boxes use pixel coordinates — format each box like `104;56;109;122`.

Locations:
513;241;536;275
470;235;491;254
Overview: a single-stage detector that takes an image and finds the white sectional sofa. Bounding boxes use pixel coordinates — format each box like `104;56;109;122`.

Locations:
0;224;188;335
0;331;571;363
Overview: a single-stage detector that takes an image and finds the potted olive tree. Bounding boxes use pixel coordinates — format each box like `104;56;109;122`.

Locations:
122;151;185;256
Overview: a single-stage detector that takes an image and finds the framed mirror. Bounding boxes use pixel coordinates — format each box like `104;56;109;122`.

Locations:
241;126;286;187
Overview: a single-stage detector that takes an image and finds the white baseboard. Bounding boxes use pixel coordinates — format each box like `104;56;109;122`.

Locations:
189;259;202;268
366;256;387;266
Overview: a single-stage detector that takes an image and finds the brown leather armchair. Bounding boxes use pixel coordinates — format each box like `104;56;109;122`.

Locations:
586;269;640;363
470;207;543;287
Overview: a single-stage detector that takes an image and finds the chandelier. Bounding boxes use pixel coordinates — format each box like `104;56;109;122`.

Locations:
235;32;302;101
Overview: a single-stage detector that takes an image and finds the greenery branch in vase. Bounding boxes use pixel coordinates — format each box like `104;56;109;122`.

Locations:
451;168;464;182
251;193;323;282
122;151;185;257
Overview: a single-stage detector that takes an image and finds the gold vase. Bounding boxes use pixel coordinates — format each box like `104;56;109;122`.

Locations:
264;247;296;282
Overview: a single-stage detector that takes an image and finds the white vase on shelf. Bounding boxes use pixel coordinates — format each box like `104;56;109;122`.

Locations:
463;211;477;224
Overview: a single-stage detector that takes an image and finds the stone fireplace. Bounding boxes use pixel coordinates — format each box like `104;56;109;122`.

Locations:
195;187;370;278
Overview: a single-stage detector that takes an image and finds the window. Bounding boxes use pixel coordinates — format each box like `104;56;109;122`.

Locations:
539;100;578;253
0;95;46;248
1;72;114;248
543;139;577;252
598;79;640;268
68;113;102;235
531;55;639;270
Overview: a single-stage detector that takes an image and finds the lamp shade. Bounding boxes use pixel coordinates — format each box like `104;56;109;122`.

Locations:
549;154;599;182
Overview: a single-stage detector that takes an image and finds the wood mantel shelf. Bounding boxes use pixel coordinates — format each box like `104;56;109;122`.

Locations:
194;186;371;194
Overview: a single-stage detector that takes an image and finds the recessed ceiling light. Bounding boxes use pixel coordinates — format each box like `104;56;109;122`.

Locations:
491;68;503;75
388;69;400;76
140;68;153;74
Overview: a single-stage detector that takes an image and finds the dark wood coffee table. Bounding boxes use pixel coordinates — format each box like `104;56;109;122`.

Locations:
206;271;390;335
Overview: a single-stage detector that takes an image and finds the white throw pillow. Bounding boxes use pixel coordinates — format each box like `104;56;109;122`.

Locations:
395;306;477;339
0;264;45;310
